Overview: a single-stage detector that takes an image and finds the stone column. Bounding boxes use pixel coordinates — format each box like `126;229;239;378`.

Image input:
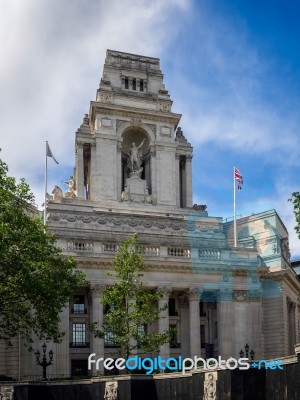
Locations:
75;141;85;199
90;142;96;200
54;304;70;376
158;287;171;360
188;288;201;356
150;147;157;202
217;289;233;359
175;153;180;207
185;154;193;208
90;285;104;375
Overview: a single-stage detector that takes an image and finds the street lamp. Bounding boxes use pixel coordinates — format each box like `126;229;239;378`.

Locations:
34;342;53;380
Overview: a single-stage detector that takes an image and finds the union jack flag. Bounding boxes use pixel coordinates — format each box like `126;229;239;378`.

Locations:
234;167;243;190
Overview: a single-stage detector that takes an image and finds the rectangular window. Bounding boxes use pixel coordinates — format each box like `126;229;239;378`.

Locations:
72;323;86;346
140;80;144;92
125;77;129;89
200;325;206;348
73;295;85;314
132;78;136;90
104;332;119;348
168;298;177;316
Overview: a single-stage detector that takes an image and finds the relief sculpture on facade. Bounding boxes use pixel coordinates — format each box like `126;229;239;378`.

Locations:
104;381;118;400
203;372;217;400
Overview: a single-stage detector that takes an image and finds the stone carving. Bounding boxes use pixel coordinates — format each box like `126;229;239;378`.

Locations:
187;287;200;300
160;102;171;112
129;139;145;173
0;386;14;400
104;381;118;400
233;290;248;302
175;127;187;143
131;117;142;127
100;93;113;103
63;176;77;198
48;212;224;233
82;114;89;125
116;119;127;130
157;286;172;298
203;372;217;400
145;123;156;135
193;204;207;211
52;185;63;201
281;237;291;262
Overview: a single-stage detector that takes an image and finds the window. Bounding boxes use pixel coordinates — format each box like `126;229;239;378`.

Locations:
140;80;144;92
73;295;85;314
125;77;129;89
137;324;147;348
104;332;119;348
168;298;177;316
72;323;86;347
132;78;136;90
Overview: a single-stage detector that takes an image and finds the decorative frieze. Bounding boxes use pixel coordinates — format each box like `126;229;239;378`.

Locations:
48;212;222;233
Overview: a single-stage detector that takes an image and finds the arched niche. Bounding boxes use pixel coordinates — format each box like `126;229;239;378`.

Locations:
121;126;152;194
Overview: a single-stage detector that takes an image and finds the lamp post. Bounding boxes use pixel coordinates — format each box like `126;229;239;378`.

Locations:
239;344;255;360
34;343;53;380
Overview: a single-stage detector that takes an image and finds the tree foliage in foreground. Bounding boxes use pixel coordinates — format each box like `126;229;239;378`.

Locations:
92;234;172;359
0;156;85;346
289;192;300;240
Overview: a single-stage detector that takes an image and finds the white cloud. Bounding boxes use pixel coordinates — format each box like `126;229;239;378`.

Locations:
0;0;191;205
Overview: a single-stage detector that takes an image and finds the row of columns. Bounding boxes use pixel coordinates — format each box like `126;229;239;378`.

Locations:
89;285;203;365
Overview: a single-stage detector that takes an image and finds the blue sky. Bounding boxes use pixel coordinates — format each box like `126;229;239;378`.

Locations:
0;0;300;257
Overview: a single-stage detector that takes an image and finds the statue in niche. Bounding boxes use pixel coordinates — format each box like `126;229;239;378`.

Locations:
124;139;146;176
129;139;146;172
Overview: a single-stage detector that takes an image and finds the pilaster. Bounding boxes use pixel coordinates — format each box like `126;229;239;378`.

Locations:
90;285;104;374
158;287;171;360
188;287;201;356
75;141;85;199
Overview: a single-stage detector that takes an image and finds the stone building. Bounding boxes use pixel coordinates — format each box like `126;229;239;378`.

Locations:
1;50;300;379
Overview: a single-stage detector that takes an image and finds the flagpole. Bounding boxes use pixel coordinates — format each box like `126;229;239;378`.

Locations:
44;141;48;225
233;165;237;247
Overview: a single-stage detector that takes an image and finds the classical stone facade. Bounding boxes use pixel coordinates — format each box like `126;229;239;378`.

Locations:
1;50;300;379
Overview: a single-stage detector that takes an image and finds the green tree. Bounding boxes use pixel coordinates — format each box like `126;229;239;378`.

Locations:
0;156;85;347
289;192;300;239
93;234;172;359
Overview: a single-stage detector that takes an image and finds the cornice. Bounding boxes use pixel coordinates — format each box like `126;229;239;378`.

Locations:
89;102;181;125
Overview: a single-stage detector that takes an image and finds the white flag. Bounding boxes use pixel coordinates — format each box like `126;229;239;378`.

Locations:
46;142;59;164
